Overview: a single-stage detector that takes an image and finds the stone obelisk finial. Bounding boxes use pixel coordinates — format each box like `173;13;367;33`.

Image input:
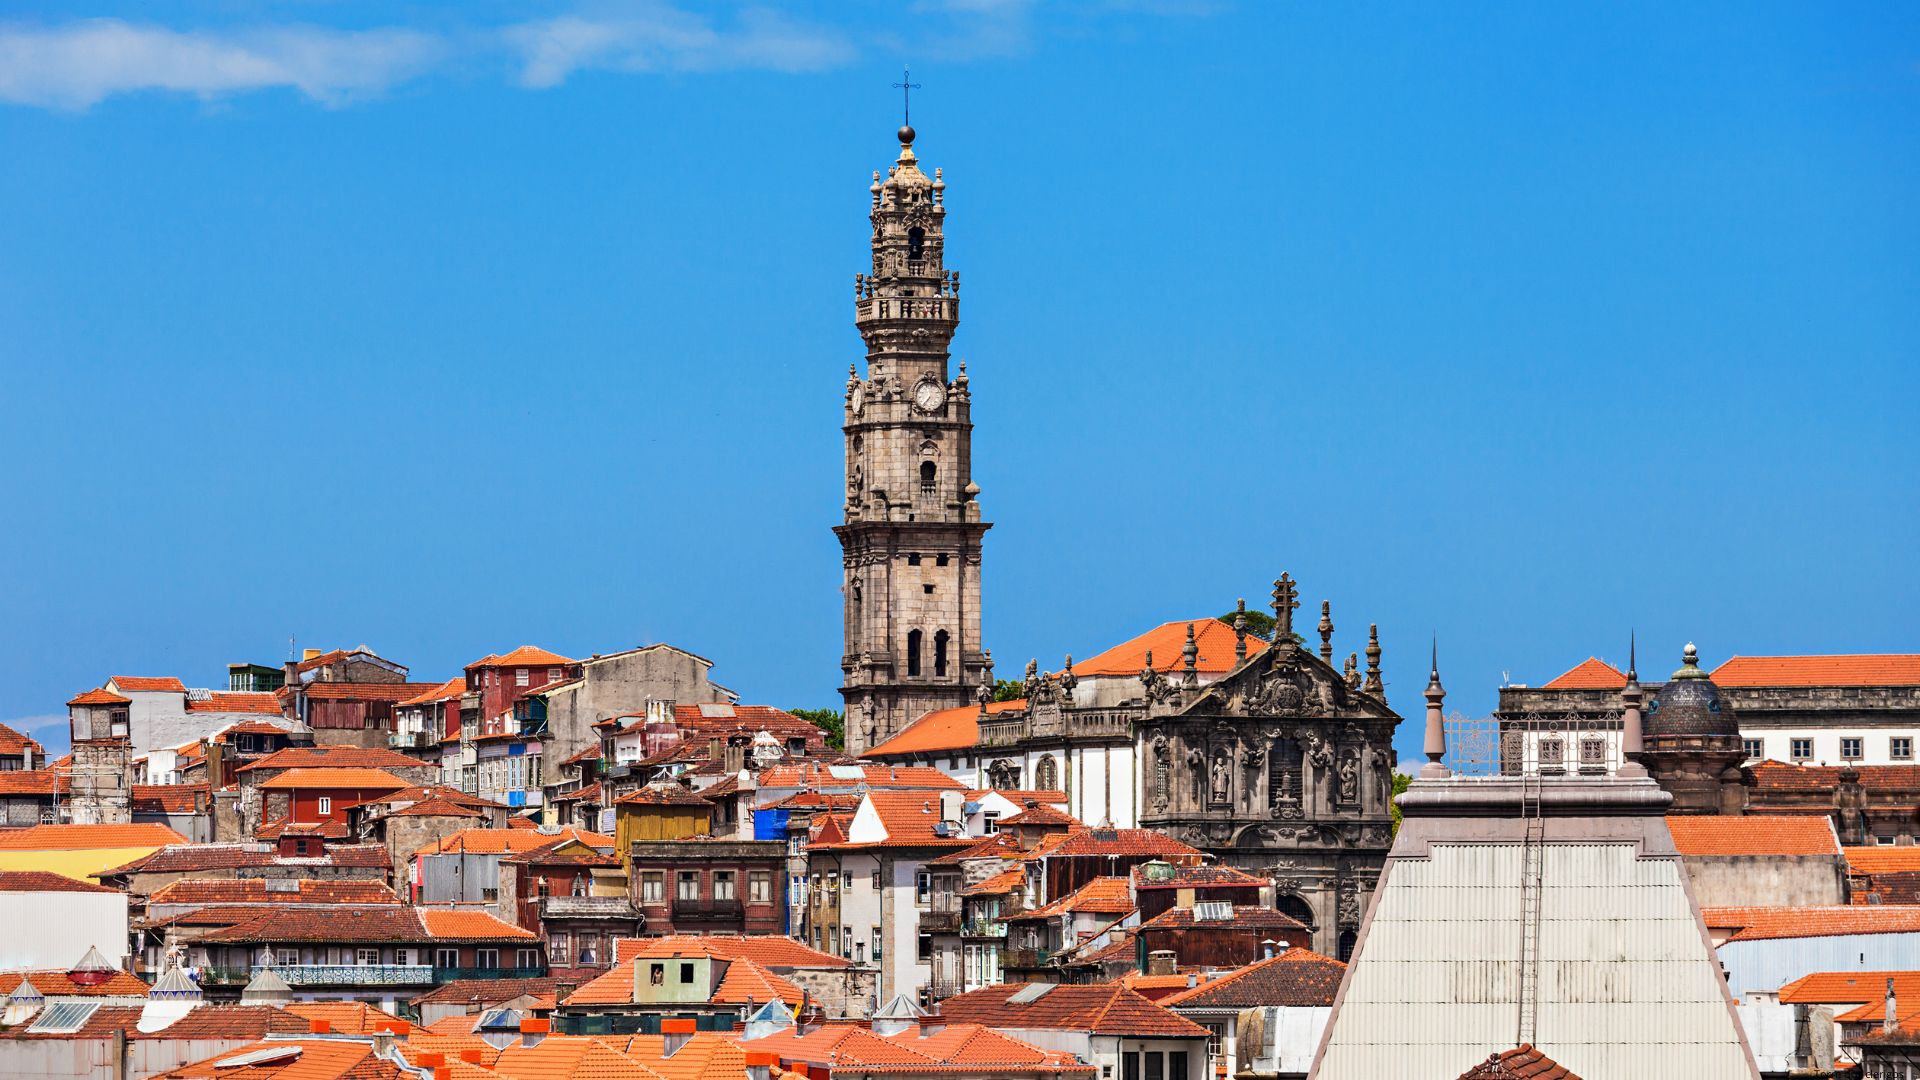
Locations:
1317;601;1334;664
1233;600;1248;663
1422;639;1451;779
1182;623;1200;686
1618;632;1647;778
1363;624;1384;696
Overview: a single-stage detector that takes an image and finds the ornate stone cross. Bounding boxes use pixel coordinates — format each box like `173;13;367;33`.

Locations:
892;67;922;126
1271;573;1300;641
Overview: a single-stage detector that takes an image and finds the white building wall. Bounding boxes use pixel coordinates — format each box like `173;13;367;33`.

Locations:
1745;729;1920;767
113;688;190;758
0;891;128;969
887;858;930;1001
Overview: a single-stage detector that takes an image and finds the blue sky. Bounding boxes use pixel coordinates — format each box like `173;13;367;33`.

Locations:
1;2;1914;763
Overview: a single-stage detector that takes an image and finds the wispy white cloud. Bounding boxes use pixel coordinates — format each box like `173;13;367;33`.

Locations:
503;5;855;88
0;19;444;110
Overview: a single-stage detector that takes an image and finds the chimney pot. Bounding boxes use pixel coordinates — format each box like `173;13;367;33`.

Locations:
308;1019;331;1034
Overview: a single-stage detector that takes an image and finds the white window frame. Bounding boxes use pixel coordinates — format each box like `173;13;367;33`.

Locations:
316;796;331;816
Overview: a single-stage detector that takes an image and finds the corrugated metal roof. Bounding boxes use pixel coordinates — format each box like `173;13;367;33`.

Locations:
1313;841;1756;1079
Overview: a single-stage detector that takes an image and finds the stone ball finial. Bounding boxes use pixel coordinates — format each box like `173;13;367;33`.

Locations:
898;124;916;145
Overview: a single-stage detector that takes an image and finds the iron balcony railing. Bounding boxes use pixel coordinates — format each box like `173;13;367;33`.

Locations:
960;920;1007;938
200;965;544;988
1001;947;1051;969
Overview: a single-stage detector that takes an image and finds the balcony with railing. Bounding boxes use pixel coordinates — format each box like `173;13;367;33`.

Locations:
671;897;744;923
978;707;1137;748
1001;946;1051;970
388;730;435;751
960;919;1007;939
198;965;540;988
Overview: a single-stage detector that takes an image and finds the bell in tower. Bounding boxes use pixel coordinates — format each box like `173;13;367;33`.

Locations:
836;120;992;755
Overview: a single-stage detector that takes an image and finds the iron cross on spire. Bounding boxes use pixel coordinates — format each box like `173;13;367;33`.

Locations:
1271;573;1301;641
892;66;922;127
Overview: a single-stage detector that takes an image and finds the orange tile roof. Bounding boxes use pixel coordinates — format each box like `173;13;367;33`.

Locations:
1704;905;1920;941
468;645;576;669
148;878;400;905
490;1035;662;1080
1779;970;1920;1005
1848;848;1920;875
1000;804;1080;827
757;762;964;789
0;822;185;849
287;681;443;702
214;720;294;737
1160;947;1346;1008
282;1002;405;1035
391;796;486;819
237;745;431;773
398;677;467;708
1013;876;1133;919
414;827;612;858
0;722;45;758
0;870;119;893
1666;815;1841;857
110;676;187;693
1540;657;1627;690
258;767;410;791
1071;618;1266;678
0;968;152;998
865;699;1026;758
1046;827;1203;859
153;1038;386;1080
711;956;805;1007
611;934;849;968
187;692;283;714
1713;654;1920;687
810;791;977;849
750;1022;1094;1074
67;687;131;706
963;868;1028;896
561;958;644;1006
1459;1044;1580;1080
933;982;1210;1036
419;908;538;941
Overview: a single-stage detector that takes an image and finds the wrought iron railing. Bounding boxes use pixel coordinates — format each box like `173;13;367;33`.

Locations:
960;920;1007;938
1444;712;1624;778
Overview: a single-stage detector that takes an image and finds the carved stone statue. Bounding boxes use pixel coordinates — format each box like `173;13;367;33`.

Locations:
1370;745;1393;806
1343;653;1361;690
1337;749;1360;805
1186;743;1206;804
1152;735;1171;809
1022;659;1042;702
1337;878;1361;928
1210;749;1231;804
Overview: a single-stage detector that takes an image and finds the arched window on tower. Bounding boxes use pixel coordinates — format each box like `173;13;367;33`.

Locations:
906;630;923;677
908;227;925;262
934;630;950;677
920;461;937;497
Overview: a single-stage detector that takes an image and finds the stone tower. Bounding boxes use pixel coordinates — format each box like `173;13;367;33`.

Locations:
66;687;134;825
837;122;991;754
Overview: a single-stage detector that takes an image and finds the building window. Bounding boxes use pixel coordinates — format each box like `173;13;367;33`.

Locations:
936;554;949;567
916;871;931;905
1791;738;1814;762
571;876;588;897
1742;738;1763;760
482;887;498;903
843;927;853;958
749;871;771;903
516;668;530;687
316;796;331;816
983;812;999;834
641;872;664;903
1537;738;1563;769
477;949;499;969
810;874;821;907
650;963;665;986
934;629;949;677
395;949;413;966
1842;737;1864;761
549;934;571;966
535;877;550;899
548;667;561;682
908;554;921;566
516;948;539;968
677;871;700;901
1124;1053;1141;1080
1145;1052;1164;1080
920;460;937;496
843;871;854;891
679;962;695;984
714;871;737;901
872;870;882;890
1170;1051;1189;1080
872;926;883;962
1895;738;1914;761
435;948;459;968
355;948;379;966
907;630;922;677
918;933;932;961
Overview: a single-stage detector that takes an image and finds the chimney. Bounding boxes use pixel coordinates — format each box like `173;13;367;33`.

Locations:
939;789;963;825
282;660;299;689
309;1019;331;1035
1146;950;1176;976
1261;938;1278;960
521;1017;549;1047
434;1069;449;1080
302;648;321;662
459;1049;484;1064
418;1054;446;1068
745;1051;779;1080
1887;978;1898;1034
663;1017;696;1057
1186;973;1197;989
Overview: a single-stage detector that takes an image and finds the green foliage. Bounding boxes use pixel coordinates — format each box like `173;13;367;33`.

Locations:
1215;609;1302;645
992;679;1024;703
1389;771;1412;833
788;707;845;751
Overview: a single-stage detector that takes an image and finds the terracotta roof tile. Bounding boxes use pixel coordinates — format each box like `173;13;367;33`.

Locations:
468;646;576;669
0;769;67;796
68;687;131;706
610;934;849;969
284;681;443;703
110;676;188;693
414;827;612;858
0;823;185;849
283;1002;406;1035
258;767;409;791
1713;654;1920;687
1848;848;1920;875
1779;970;1920;1005
1161;947;1345;1009
1136;905;1308;932
0;870;119;893
932;982;1210;1036
391;796;486;819
0;969;151;997
809;791;976;849
0;722;47;757
1072;619;1266;678
757;762;963;789
412;976;561;1006
712;956;805;1006
1046;828;1203;860
999;804;1080;827
864;700;1026;757
188;692;283;714
1131;864;1266;890
97;842;390;876
1666;815;1842;857
148;878;400;905
1750;761;1920;794
237;746;430;773
1459;1044;1581;1079
962;868;1027;896
615;781;710;807
1010;876;1133;919
398;678;467;707
1704;905;1920;942
419;909;538;941
1540;658;1627;690
152;1038;393;1080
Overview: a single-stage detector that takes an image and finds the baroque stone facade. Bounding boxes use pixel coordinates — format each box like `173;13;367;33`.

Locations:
838;125;991;754
1133;591;1399;958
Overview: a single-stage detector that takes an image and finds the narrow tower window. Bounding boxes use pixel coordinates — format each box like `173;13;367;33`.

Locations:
934;630;950;677
906;630;922;677
920;461;937;496
908;227;925;261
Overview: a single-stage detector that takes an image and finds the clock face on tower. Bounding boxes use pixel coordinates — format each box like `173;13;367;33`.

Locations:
912;378;947;414
849;381;866;416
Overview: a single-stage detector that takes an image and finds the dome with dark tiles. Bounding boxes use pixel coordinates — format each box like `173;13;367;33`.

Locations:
1644;643;1740;741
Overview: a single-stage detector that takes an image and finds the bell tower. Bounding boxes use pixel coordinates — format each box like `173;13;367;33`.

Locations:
837;122;991;754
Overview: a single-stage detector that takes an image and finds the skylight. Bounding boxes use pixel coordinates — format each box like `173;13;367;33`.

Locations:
28;1001;101;1034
